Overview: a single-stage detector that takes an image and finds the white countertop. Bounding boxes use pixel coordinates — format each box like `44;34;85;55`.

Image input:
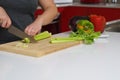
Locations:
0;31;120;80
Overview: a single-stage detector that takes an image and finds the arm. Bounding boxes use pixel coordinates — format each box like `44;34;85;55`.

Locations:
25;0;58;36
0;6;11;28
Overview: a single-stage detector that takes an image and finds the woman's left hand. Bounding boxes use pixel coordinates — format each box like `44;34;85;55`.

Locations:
25;21;42;36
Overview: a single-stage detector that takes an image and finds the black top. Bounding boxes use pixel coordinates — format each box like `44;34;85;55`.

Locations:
0;0;38;43
0;0;38;30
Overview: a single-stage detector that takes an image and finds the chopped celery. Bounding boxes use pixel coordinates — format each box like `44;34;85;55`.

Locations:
22;38;30;43
21;31;52;43
34;31;52;41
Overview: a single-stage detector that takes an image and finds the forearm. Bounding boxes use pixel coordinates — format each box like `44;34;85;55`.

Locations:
34;4;58;26
25;0;58;36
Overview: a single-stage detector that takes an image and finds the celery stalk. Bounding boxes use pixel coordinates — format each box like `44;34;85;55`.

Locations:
34;31;52;41
50;37;83;43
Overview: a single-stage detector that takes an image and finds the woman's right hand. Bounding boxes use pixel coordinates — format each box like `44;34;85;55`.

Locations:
0;7;11;28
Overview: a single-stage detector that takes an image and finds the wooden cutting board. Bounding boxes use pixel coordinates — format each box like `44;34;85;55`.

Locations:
0;37;81;57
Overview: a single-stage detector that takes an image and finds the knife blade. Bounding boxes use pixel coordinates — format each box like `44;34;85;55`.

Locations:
8;25;36;43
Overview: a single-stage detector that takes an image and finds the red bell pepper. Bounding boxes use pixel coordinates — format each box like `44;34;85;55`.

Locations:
89;14;106;33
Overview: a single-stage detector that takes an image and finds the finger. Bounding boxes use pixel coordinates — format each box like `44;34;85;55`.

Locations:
31;26;41;36
0;19;2;24
6;19;11;28
25;27;30;35
25;25;42;36
25;26;34;36
30;29;37;36
1;20;7;28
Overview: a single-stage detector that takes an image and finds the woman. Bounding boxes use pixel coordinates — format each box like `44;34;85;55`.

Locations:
0;0;58;44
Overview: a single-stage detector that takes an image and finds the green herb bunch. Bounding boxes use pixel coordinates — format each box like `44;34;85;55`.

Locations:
69;20;101;44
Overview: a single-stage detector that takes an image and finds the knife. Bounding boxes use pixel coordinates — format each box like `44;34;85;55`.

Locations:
8;25;36;43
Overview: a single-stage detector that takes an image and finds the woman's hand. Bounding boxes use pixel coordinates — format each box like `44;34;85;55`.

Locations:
0;7;11;28
25;20;42;36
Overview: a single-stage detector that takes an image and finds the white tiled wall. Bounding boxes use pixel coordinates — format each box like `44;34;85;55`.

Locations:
54;0;73;3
